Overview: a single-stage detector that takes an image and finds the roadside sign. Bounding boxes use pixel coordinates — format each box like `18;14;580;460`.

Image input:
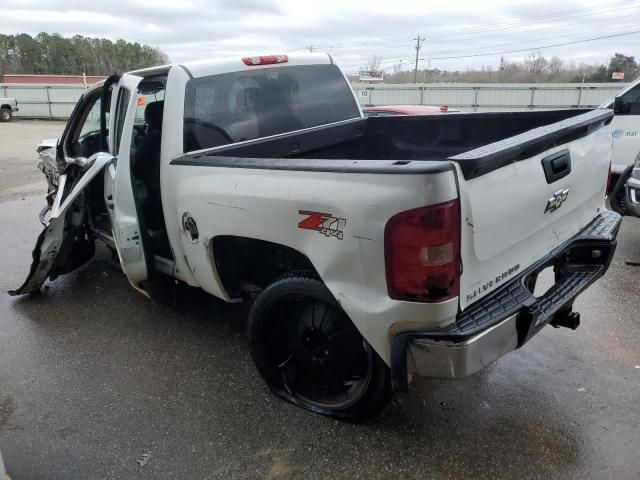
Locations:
359;90;369;98
612;72;625;80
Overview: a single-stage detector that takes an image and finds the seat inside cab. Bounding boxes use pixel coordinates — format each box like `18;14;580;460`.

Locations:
129;78;173;260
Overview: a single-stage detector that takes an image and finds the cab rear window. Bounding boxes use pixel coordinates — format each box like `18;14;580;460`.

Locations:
183;64;360;152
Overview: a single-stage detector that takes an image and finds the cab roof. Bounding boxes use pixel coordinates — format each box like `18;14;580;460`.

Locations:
130;52;334;79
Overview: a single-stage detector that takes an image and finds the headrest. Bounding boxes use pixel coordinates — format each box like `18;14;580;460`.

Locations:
145;101;164;131
236;87;261;113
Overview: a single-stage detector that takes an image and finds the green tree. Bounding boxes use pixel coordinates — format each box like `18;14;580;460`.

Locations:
607;53;638;80
0;33;168;75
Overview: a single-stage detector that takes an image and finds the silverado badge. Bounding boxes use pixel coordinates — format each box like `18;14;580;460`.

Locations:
544;188;569;214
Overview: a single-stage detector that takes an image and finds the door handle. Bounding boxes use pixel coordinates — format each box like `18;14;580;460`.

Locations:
542;150;571;184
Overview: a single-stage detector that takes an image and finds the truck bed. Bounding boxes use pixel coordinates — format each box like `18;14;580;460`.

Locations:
175;108;611;180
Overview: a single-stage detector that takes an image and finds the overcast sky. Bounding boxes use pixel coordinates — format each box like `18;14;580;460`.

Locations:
1;0;639;73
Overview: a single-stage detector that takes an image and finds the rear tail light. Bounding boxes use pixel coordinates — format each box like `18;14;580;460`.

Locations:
440;104;449;112
384;200;460;302
242;55;288;66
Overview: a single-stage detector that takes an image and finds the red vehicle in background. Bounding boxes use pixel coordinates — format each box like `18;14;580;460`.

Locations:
362;104;459;116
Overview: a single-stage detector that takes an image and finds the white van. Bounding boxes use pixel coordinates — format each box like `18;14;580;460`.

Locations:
601;77;640;178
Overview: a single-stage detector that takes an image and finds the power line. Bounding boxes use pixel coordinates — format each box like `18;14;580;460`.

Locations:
426;21;639;57
328;2;640;72
312;35;415;50
428;29;640;61
363;28;640;73
336;21;636;68
315;0;638;52
323;11;638;68
421;0;639;39
396;9;639;51
332;2;640;73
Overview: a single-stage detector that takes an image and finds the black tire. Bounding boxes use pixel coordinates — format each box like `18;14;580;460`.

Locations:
609;167;631;215
248;273;392;422
0;107;11;122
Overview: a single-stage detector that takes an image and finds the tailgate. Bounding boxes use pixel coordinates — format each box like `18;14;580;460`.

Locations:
452;108;613;310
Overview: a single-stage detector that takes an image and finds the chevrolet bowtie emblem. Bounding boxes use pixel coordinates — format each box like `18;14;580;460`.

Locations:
544;188;570;213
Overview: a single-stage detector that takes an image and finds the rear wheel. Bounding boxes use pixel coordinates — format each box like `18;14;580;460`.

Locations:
248;273;391;422
0;108;11;122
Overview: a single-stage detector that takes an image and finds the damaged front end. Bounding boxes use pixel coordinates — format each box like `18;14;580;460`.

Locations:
9;151;112;296
36;138;64;209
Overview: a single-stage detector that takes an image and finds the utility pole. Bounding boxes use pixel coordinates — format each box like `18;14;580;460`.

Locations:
413;35;425;83
307;45;314;53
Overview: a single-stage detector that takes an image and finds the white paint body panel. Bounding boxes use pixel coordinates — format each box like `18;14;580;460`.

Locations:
168;165;459;362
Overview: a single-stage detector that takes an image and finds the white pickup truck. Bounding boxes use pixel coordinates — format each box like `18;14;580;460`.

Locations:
10;53;620;422
0;97;19;122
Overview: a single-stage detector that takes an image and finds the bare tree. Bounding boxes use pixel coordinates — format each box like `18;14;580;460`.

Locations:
367;55;381;72
524;52;549;76
549;56;564;76
354;52;635;84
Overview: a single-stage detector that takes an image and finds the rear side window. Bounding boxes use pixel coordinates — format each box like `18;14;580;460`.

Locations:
183;64;360;152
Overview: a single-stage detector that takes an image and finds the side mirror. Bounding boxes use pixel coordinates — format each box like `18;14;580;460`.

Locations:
613;97;624;114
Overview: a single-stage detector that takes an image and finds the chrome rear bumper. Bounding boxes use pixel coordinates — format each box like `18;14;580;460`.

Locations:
390;209;621;392
408;315;518;380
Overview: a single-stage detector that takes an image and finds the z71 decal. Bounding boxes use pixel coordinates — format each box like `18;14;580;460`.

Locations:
298;210;346;240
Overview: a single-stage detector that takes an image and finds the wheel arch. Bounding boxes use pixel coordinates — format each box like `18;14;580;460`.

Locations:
210;235;321;298
246;271;392;421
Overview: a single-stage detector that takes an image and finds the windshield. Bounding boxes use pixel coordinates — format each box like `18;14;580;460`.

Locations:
183;64;360;152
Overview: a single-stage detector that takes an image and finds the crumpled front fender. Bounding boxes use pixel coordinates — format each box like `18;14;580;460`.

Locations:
8;153;113;296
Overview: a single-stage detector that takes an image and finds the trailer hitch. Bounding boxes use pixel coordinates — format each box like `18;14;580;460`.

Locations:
550;310;581;330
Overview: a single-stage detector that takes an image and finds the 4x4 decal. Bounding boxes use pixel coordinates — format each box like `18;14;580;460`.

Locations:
298;210;346;240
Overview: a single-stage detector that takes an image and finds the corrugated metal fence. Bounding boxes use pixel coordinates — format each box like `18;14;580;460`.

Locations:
1;84;86;119
352;82;625;111
1;82;627;119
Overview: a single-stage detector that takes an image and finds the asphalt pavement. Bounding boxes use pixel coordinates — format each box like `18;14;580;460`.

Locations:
0;119;66;202
0;121;639;479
